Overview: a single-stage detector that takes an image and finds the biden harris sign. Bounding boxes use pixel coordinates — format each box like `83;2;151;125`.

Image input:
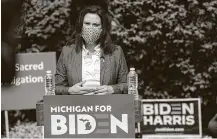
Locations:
141;98;202;138
43;95;135;138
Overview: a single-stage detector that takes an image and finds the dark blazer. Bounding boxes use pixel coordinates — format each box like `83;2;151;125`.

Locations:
55;44;128;95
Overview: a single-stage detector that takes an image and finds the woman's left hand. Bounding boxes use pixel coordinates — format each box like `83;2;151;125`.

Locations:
94;85;114;95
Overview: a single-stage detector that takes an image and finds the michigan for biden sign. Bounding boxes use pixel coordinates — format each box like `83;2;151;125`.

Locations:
43;95;135;138
141;98;202;138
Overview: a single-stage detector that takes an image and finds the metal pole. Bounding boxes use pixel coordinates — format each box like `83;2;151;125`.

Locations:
42;126;44;139
137;122;141;133
5;111;9;138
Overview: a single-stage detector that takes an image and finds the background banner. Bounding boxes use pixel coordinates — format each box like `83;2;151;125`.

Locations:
141;98;202;138
1;52;56;110
43;95;135;138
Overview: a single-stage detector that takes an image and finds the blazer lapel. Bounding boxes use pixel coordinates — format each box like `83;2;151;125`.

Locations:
74;50;82;83
100;54;110;85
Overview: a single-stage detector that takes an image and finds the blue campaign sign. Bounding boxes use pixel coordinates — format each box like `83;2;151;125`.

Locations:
1;52;56;110
141;98;202;138
43;95;135;138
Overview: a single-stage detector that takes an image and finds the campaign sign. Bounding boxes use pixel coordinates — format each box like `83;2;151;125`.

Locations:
43;95;135;138
141;98;202;138
2;52;56;110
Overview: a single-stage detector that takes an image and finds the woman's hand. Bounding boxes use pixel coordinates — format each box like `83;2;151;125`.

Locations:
93;85;114;95
68;81;96;95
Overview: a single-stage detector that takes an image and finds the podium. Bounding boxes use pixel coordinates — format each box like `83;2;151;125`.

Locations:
36;94;141;138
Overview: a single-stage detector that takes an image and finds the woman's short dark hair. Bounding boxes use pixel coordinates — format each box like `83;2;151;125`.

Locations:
75;5;114;54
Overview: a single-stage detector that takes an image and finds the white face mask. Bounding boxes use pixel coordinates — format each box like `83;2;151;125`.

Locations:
81;26;102;44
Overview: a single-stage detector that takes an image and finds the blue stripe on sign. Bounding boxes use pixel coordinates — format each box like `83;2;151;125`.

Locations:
95;129;110;134
171;112;182;115
98;122;109;127
171;107;182;110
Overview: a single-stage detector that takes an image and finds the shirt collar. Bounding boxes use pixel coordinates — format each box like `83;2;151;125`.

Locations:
82;44;101;53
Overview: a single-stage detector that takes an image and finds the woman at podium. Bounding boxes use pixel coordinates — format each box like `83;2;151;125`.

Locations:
55;5;128;95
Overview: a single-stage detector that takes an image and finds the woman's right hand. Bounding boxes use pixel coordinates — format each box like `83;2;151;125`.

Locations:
68;81;96;95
